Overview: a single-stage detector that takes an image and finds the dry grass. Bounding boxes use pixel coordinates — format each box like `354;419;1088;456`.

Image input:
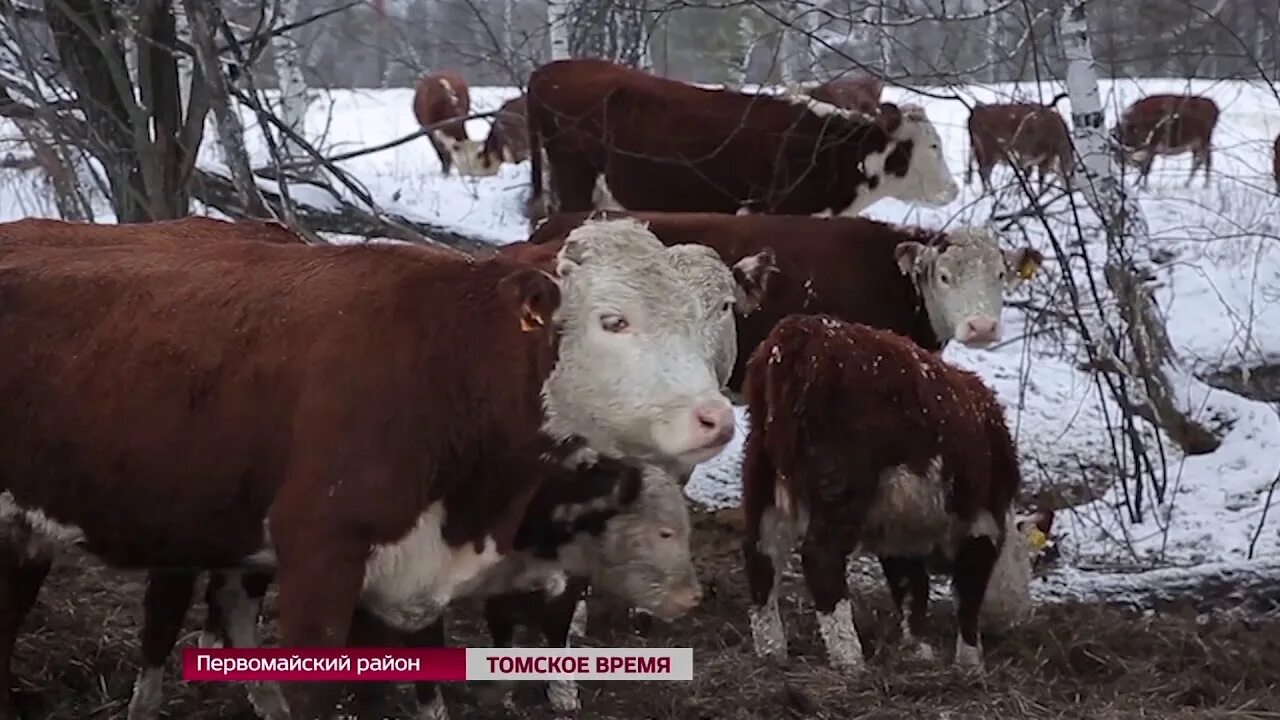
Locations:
9;511;1280;720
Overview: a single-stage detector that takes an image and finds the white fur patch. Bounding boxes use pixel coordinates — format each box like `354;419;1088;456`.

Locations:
954;634;983;670
591;176;625;211
547;678;580;714
0;491;86;550
209;572;289;720
568;599;588;638
967;510;1000;541
125;667;163;720
748;592;787;661
816;598;866;671
361;502;502;631
439;77;458;107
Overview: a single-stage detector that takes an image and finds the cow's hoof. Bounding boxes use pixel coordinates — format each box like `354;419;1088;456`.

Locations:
910;642;936;663
546;680;580;714
197;631;223;649
953;637;984;671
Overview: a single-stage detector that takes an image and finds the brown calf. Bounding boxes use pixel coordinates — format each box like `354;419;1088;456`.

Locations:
0;218;746;720
808;74;884;115
741;315;1022;672
413;70;489;176
479;94;530;169
1112;94;1219;188
966;102;1074;193
525;58;957;221
523;211;1042;394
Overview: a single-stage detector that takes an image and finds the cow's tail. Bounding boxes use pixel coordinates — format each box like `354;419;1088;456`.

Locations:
525;107;547;224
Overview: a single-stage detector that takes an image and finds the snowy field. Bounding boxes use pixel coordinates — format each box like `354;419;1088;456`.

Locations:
1;77;1278;609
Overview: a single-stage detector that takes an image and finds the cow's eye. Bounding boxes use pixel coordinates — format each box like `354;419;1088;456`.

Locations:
600;314;629;333
998;269;1007;281
658;528;675;539
938;270;952;285
721;300;733;313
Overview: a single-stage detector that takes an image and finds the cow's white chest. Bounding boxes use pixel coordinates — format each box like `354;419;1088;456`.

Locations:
361;502;501;631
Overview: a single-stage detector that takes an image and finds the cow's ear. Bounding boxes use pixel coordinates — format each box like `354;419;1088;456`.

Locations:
731;248;779;314
613;464;645;508
498;268;561;333
1004;247;1043;285
894;241;928;276
877;102;903;134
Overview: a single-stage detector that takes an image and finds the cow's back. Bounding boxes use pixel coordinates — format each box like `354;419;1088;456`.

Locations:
1121;94;1219;147
524;211;936;389
0;216;307;249
0;241;548;567
414;70;471;138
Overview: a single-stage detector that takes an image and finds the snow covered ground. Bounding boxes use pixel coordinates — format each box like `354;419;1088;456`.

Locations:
0;77;1277;606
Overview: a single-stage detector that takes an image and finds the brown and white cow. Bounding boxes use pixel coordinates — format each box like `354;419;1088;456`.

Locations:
524;58;958;221
741;315;1024;672
807;74;885;115
0;218;744;720
196;465;697;719
1112;94;1219;188
477;94;530;170
966;102;1074;193
412;70;492;177
0;214;310;248
521;211;1043;394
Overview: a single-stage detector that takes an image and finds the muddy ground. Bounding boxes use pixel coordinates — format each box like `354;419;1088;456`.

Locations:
11;511;1280;720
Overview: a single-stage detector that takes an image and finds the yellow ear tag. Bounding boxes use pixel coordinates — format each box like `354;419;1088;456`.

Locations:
1026;527;1048;551
1019;259;1039;281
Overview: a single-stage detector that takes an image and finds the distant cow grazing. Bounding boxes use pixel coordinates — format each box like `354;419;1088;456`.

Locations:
807;74;885;115
0;218;744;720
741;315;1024;671
477;94;531;171
525;58;958;221
524;211;1043;393
966;102;1074;193
1112;94;1219;188
412;70;492;176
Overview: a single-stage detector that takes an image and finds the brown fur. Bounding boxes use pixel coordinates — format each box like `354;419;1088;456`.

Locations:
808;75;884;115
481;94;530;166
966;103;1074;192
525;58;913;219
0;238;563;719
1112;94;1219;187
740;314;1021;664
413;70;472;174
521;211;955;391
0;215;308;248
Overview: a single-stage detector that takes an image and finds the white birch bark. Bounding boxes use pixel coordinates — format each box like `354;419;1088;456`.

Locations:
173;2;193;111
548;0;571;60
1059;0;1222;455
731;13;760;87
271;0;310;167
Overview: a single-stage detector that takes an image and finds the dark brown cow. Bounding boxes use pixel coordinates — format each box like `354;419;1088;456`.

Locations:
478;94;531;170
522;211;1042;393
412;69;489;176
1112;94;1219;188
1273;133;1279;195
0;218;746;720
966;102;1074;193
524;58;958;221
807;74;884;115
741;315;1023;672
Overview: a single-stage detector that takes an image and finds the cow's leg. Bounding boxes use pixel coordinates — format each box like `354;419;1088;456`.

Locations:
404;618;450;720
800;537;863;672
950;513;1003;672
428;132;453;176
878;556;933;661
539;580;589;715
127;570;198;720
1139;155;1154;189
1186;151;1201;187
273;541;367;720
546;157;601;214
979;164;994;195
1201;146;1212;187
209;571;287;720
470;596;519;711
742;427;792;664
0;537;52;720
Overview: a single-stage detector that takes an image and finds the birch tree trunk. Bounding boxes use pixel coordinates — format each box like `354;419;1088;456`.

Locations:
548;0;571;60
779;7;814;85
731;13;759;87
271;0;311;170
1059;0;1222;455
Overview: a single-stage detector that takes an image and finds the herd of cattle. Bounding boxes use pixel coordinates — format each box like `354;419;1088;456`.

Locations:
9;55;1238;720
416;60;1277;199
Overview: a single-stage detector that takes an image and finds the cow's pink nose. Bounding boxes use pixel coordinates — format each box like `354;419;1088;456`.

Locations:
692;400;735;449
958;316;1000;346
